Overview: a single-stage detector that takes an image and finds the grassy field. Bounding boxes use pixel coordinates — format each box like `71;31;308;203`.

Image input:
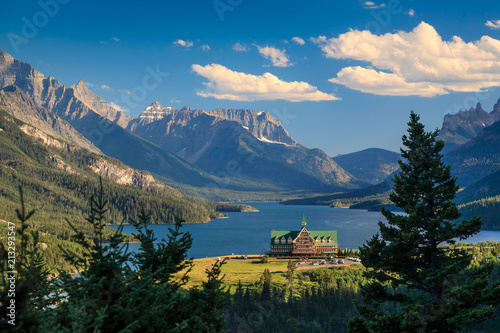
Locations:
178;255;363;290
177;256;287;289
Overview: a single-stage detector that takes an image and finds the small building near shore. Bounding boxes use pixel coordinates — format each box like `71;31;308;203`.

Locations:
270;216;338;256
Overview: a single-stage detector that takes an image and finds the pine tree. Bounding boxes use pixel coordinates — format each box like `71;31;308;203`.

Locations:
349;112;500;333
0;187;54;332
260;268;272;301
50;180;228;332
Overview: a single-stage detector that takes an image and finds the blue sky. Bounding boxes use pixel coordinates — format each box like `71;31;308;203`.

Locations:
1;0;500;155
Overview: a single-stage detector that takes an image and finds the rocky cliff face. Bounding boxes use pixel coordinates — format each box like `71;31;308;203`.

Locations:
88;158;157;189
129;102;297;146
439;101;500;153
18;120;161;190
0;85;101;154
209;108;297;146
71;80;132;128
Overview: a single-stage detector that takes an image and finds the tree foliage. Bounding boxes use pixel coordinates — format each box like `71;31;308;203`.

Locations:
349;112;500;333
0;182;228;332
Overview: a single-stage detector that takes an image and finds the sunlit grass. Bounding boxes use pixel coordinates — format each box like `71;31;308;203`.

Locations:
178;256;291;289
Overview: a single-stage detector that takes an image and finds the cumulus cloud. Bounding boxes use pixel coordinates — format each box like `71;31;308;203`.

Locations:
112;37;120;42
313;22;500;97
291;37;305;45
485;20;500;30
255;45;292;67
232;42;249;52
173;39;193;48
406;9;415;17
191;63;339;102
201;44;211;51
362;1;386;9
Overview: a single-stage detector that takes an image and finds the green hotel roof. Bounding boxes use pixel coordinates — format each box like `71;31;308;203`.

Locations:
271;216;338;245
271;229;338;245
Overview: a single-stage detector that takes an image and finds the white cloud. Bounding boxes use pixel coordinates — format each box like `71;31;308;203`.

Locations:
109;102;127;112
406;9;415;17
329;67;447;97
255;45;292;67
170;98;181;103
233;42;249;52
191;63;339;102
100;37;120;45
313;22;500;97
485;20;500;30
362;1;386;9
291;37;305;45
100;84;113;91
173;39;193;48
201;44;211;51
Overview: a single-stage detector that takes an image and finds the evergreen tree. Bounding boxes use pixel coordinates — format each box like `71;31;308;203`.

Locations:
260;268;272;301
48;180;228;332
285;259;297;298
349;112;500;333
0;187;54;332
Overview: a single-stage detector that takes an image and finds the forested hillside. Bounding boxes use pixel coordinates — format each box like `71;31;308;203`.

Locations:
0;109;251;269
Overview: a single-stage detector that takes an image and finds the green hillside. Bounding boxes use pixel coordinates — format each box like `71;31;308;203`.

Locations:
455;168;500;230
332;148;400;185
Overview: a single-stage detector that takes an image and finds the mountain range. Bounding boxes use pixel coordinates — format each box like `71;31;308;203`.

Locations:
126;101;358;192
1;48;498;230
0;49;370;199
438;101;500;153
283;102;500;229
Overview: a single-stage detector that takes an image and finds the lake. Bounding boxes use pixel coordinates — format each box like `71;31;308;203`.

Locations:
110;202;500;259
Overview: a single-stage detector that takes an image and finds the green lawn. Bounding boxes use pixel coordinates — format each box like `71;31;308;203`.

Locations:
179;256;290;289
179;256;362;290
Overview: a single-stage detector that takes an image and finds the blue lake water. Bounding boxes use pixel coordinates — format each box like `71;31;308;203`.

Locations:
110;202;500;259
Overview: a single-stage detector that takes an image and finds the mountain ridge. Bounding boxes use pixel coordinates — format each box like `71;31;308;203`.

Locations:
126;101;355;190
332;148;400;185
438;100;500;153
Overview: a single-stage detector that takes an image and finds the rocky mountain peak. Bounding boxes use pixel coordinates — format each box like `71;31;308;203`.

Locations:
138;102;177;123
0;49;14;64
70;79;132;128
75;79;87;88
146;101;164;111
439;100;500;153
492;98;500;116
208;108;297;146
